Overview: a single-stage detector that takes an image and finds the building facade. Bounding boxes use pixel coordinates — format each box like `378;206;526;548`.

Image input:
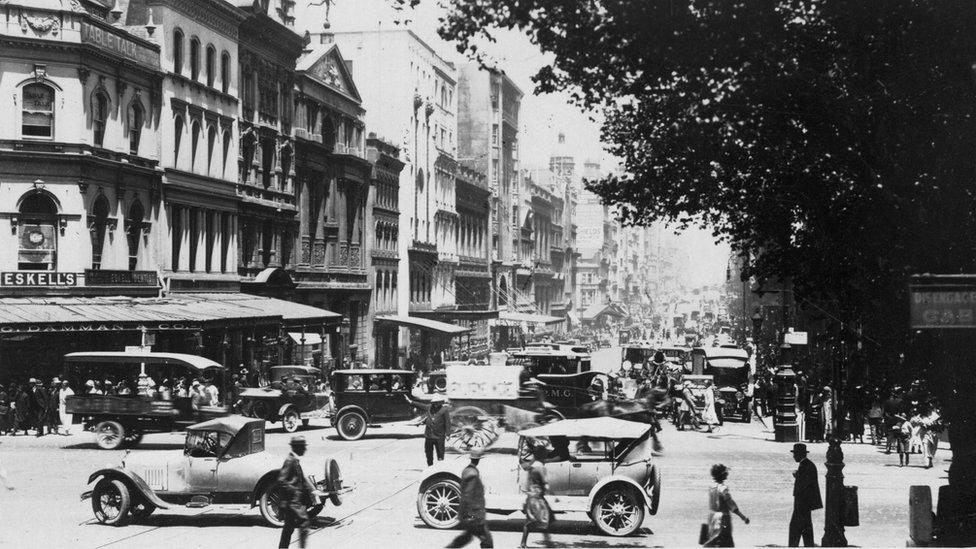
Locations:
367;135;403;366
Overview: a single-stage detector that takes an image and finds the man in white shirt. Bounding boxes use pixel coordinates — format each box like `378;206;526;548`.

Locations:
57;380;75;435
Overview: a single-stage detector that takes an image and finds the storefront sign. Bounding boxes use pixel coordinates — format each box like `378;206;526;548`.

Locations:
0;322;202;334
1;272;77;286
910;288;976;328
85;270;158;287
81;21;160;66
446;364;520;400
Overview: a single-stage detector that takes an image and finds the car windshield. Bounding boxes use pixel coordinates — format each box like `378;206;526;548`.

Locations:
185;430;232;458
519;435;629;463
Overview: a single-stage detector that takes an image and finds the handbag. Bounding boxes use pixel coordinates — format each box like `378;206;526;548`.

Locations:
699;522;709;545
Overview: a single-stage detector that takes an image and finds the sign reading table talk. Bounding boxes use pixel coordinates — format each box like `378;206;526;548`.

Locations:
910;288;976;329
446;364;521;400
80;21;160;67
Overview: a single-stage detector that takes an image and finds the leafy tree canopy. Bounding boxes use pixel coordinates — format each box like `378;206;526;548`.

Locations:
404;0;976;329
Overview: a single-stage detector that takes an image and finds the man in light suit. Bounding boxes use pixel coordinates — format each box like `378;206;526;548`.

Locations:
789;443;823;546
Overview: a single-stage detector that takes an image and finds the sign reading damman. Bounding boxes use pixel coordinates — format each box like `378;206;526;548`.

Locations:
1;272;78;286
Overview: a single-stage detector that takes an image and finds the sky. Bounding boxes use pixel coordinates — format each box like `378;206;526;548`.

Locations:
294;0;730;287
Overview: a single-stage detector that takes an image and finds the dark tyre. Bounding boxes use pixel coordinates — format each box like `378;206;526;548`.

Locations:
590;485;645;536
307;503;324;518
324;458;344;506
92;479;131;526
649;465;662;515
95;421;125;450
258;482;286;528
282;410;301;433
336;410;367;440
417;478;461;529
250;400;272;421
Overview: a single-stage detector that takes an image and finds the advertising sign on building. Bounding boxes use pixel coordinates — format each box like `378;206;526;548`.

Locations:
910;275;976;329
81;21;160;67
446;364;520;400
1;272;78;286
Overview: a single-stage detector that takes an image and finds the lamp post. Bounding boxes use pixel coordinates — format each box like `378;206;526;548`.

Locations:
821;436;848;547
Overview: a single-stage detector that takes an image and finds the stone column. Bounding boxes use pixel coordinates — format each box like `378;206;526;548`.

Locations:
194;209;207;273
210;211;221;273
229;214;238;273
179;206;191;271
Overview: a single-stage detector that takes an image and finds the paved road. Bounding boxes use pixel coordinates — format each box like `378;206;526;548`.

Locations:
0;347;948;548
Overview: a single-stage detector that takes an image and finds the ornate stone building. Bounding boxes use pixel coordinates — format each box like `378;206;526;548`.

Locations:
367;135;403;367
292;42;371;363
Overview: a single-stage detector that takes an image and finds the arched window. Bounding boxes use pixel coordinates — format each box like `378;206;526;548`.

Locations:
322;117;335;149
221;129;231;178
207;125;217;174
92;91;109;147
128;101;144;155
190;121;201;170
22;83;55;139
189;37;200;81
261;220;274;266
126;201;145;271
17;192;59;271
174;115;184;165
241;134;255;183
173;29;184;75
205;45;216;87
220;52;231;93
261;138;275;188
89;195;110;270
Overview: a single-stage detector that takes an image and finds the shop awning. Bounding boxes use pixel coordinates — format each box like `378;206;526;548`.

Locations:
581;302;627;321
287;332;324;346
0;293;341;333
374;314;470;335
498;311;565;325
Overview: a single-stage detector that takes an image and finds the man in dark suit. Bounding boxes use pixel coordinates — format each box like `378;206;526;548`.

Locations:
277;435;318;548
448;450;493;548
30;379;49;437
789;443;823;547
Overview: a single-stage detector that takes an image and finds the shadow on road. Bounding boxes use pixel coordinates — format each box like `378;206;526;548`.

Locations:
419;518;656;547
323;432;420;441
64;442;184;451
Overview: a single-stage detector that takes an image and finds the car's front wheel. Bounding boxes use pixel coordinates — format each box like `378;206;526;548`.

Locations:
335;410;367;440
258;482;287;528
92;478;131;526
417;478;461;529
590;485;645;536
282;410;301;433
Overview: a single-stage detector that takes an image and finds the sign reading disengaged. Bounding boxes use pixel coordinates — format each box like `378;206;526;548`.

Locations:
446;364;521;400
910;276;976;329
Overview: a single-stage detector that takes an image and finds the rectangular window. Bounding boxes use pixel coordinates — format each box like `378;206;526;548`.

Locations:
22;84;54;139
171;207;182;271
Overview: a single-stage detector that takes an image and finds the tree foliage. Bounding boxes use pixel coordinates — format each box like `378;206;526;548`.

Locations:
405;0;976;334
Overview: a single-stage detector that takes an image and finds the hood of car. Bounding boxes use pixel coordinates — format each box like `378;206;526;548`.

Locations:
122;449;184;470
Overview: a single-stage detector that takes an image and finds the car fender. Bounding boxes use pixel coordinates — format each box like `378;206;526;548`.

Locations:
87;468;170;509
277;403;294;418
334;405;368;425
251;469;282;507
587;475;653;511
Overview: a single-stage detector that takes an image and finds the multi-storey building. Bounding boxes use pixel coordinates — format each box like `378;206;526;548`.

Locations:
323;29;468;367
292;42;371;365
0;0;340;382
457;65;522;313
453;164;493;355
367;135;403;366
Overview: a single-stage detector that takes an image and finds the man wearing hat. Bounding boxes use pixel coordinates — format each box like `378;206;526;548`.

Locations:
422;394;451;467
278;435;316;548
789;443;822;547
447;450;493;548
29;379;49;437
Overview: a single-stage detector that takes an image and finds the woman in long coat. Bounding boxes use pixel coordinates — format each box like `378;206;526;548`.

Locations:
702;381;720;433
702;463;750;547
520;445;553;548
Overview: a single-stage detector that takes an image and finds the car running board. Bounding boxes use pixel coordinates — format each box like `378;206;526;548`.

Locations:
186;495;212;508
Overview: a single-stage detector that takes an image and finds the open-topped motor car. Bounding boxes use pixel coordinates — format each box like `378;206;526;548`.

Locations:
417;417;661;537
238;365;330;433
82;416;350;527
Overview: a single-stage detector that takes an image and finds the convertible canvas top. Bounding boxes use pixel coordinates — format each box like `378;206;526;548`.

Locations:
518;417;650;440
700;346;749;368
64;351;223;371
188;415;263;436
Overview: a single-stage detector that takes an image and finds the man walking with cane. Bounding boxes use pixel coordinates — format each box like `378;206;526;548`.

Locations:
789;443;822;547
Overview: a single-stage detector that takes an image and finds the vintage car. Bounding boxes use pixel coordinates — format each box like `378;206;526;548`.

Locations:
63;351;229;450
691;346;751;421
330;369;418;440
417;417;661;537
82;416;349;527
238;365;330;433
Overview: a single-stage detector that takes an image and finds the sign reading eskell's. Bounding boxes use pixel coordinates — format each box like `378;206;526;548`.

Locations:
1;272;78;286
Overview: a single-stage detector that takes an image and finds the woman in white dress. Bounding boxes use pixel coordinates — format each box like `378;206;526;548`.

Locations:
702;380;720;433
702;463;749;547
